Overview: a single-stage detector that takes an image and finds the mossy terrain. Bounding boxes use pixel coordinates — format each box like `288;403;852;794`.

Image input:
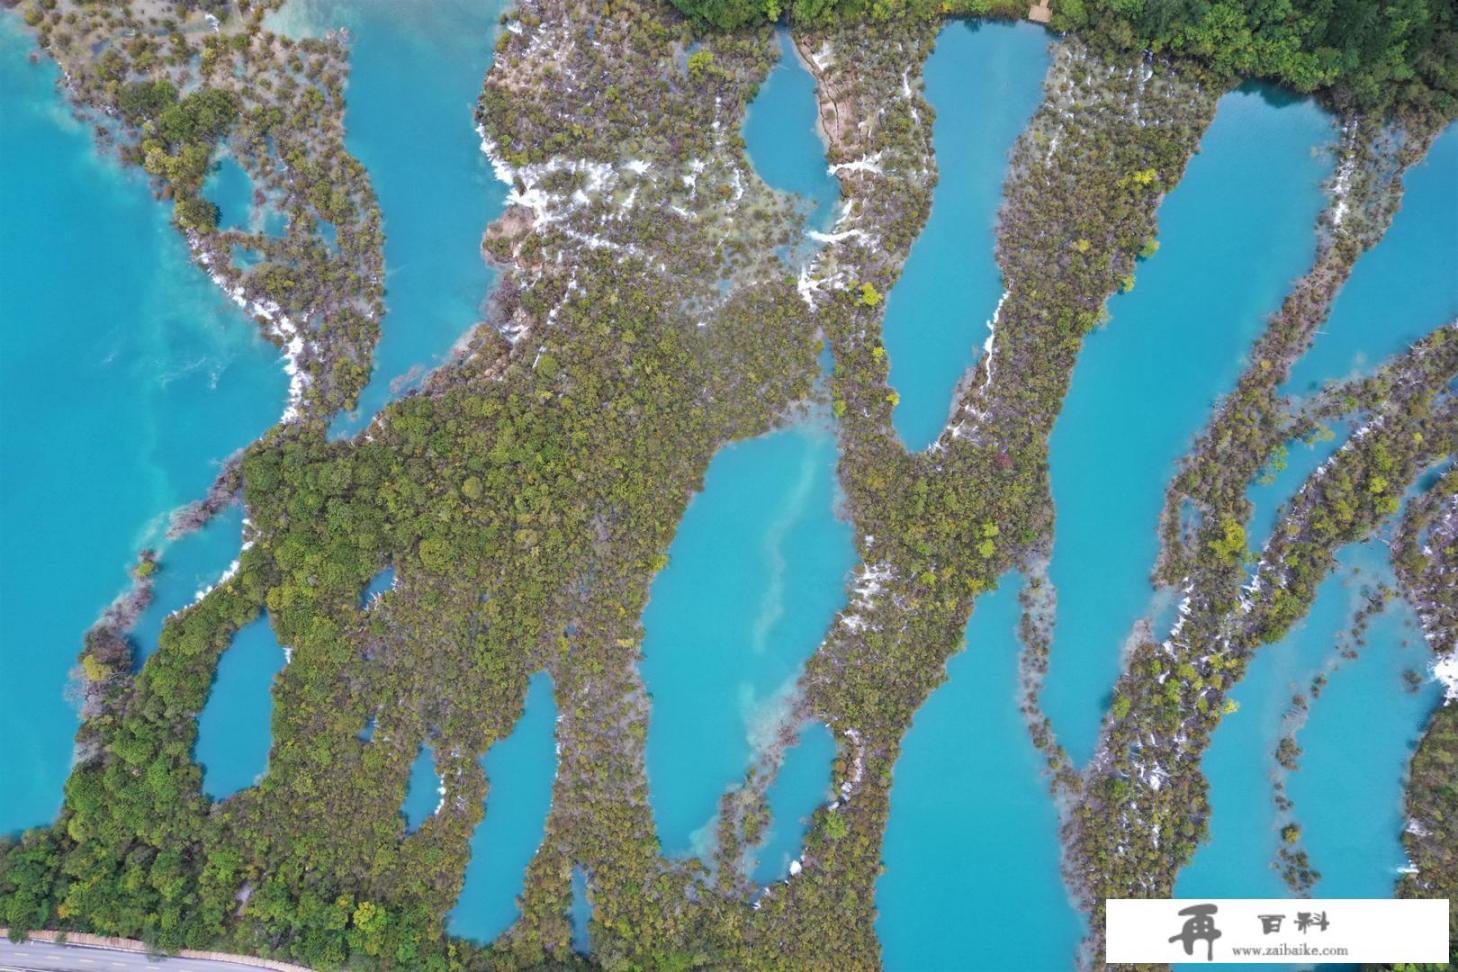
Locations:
1;0;1456;969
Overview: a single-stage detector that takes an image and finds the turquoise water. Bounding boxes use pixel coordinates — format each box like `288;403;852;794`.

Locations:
276;0;507;437
881;22;1050;451
1179;541;1438;972
1286;586;1437;896
750;721;835;884
570;868;592;954
1042;88;1335;766
402;745;442;833
130;506;247;662
742;29;839;233
1248;422;1350;547
204;156;256;233
195;615;288;800
641;424;855;855
360;566;395;608
878;578;1083;971
1176;547;1361;903
0;22;287;835
450;672;558;944
1282;124;1458;397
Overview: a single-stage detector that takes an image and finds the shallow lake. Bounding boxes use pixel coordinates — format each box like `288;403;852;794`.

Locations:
195;614;288;800
1041;86;1335;767
878;578;1084;970
880;22;1050;451
640;425;854;855
1282;124;1458;397
269;0;511;437
0;21;286;835
450;672;559;944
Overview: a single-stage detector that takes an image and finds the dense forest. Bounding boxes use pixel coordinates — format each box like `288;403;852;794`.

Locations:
672;0;1458;115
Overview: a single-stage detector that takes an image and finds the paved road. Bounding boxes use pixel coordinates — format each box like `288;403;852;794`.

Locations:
0;939;283;972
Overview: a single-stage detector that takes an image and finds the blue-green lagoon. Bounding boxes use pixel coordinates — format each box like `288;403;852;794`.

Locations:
1;21;287;835
195;615;288;800
881;22;1050;451
402;745;444;833
743;29;840;234
1282;124;1458;397
878;579;1083;970
641;425;855;855
130;505;248;664
269;0;509;437
450;672;559;944
1042;87;1335;766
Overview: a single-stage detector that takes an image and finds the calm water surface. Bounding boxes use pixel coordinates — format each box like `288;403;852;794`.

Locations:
1283;124;1458;396
360;565;396;608
402;745;442;832
749;720;835;885
743;29;839;234
268;0;508;436
1;21;285;834
203;155;256;233
878;578;1083;971
1042;87;1335;766
450;672;559;944
570;868;592;954
1178;540;1439;970
881;22;1049;451
1248;422;1350;548
196;615;288;800
641;425;854;855
130;506;247;663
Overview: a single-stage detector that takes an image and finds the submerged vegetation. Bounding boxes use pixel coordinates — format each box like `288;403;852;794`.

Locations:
1;0;1456;969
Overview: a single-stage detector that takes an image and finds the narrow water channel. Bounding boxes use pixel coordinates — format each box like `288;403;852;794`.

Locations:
742;28;840;234
268;0;510;437
130;506;248;663
1041;86;1335;766
1179;538;1440;936
749;721;835;884
881;22;1050;452
450;672;559;944
878;578;1083;970
1282;124;1458;397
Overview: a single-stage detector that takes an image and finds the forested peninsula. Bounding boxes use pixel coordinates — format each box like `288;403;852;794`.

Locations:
1;0;1455;969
